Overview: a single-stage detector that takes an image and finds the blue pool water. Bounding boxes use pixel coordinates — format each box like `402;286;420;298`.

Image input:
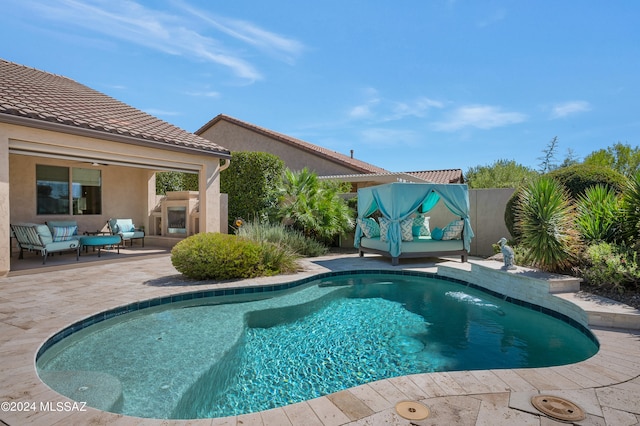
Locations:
37;273;598;419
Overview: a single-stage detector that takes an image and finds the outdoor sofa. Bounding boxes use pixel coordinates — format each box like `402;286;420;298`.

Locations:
358;231;468;266
10;223;80;264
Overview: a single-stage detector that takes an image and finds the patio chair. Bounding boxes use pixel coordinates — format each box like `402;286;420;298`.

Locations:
10;223;80;264
107;218;145;247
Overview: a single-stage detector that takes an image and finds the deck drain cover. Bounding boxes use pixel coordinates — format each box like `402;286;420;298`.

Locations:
395;401;430;420
531;395;585;422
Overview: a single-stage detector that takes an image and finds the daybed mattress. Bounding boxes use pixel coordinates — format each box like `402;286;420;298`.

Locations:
360;236;464;254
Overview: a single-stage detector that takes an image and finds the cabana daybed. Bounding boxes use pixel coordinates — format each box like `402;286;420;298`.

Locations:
355;182;474;265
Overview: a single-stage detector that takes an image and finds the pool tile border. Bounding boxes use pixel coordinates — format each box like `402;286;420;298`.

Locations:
36;269;599;362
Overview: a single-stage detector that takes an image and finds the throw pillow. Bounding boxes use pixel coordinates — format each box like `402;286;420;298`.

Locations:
36;224;54;245
380;217;413;242
431;227;443;240
52;225;78;242
400;217;413;241
357;217;380;238
442;219;464;240
412;214;431;237
379;217;390;242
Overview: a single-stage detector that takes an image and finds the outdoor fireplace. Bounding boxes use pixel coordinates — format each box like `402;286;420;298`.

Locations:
167;206;187;235
151;191;199;237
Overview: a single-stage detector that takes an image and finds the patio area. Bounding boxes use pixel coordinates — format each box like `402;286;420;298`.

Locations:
1;252;639;425
7;241;173;275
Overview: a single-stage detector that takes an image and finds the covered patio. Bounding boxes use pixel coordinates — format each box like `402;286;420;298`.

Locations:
7;241;172;276
0;59;231;276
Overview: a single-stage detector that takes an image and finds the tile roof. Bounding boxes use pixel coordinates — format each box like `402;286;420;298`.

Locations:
0;59;230;157
320;169;465;184
405;169;464;184
319;172;427;183
197;114;388;174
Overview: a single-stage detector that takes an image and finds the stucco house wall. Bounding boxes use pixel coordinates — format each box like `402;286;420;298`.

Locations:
469;188;515;256
10;154;151;233
425;188;514;257
197;115;389;178
199;119;363;175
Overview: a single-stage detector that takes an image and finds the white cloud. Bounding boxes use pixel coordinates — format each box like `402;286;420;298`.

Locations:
386;97;444;121
348;88;380;119
432;105;527;131
144;108;181;116
181;6;304;64
184;90;221;98
359;128;419;147
348;89;443;122
349;104;375;119
551;101;591;118
19;0;304;83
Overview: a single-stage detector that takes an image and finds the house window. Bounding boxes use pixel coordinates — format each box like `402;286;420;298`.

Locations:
37;165;70;215
72;167;102;215
36;165;102;215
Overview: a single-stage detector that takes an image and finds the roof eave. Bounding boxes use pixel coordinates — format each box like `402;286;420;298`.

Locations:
319;173;430;183
0;114;231;160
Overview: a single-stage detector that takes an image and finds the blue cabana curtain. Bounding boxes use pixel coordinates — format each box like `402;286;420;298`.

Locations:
355;182;474;257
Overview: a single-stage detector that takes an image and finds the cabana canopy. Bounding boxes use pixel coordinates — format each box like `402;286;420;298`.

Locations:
355;182;474;258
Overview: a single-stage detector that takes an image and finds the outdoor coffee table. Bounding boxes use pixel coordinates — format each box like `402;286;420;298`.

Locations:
79;235;122;257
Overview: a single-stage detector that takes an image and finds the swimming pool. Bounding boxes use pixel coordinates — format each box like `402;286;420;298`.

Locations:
36;271;598;419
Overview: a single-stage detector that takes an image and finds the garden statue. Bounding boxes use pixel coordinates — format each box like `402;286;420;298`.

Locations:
497;237;517;270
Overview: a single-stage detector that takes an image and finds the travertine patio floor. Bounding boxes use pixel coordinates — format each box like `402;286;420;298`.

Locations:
1;252;639;425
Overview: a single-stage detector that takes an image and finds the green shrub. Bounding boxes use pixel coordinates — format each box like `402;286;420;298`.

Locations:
171;233;299;280
236;220;328;257
515;176;579;272
505;164;627;240
220;151;285;229
156;171;198;194
504;186;524;241
575;184;621;243
580;242;640;293
621;172;640;244
546;163;627;199
466;159;538;189
258;240;300;274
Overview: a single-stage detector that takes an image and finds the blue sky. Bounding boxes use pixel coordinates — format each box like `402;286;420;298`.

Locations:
2;1;639;173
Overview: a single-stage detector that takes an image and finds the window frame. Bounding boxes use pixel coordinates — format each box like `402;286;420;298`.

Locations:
36;164;102;216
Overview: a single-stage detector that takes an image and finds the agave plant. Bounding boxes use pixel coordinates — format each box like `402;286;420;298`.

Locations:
575;184;621;243
515;176;579;272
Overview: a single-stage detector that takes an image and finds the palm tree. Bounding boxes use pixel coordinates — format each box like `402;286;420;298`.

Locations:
515;176;579;272
275;168;354;243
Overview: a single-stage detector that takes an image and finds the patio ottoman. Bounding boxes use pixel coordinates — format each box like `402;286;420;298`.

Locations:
79;235;122;257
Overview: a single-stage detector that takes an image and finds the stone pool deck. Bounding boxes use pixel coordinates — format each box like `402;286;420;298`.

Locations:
1;252;639;425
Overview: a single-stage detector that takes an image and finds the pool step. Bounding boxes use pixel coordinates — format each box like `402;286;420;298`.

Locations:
554;292;640;330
